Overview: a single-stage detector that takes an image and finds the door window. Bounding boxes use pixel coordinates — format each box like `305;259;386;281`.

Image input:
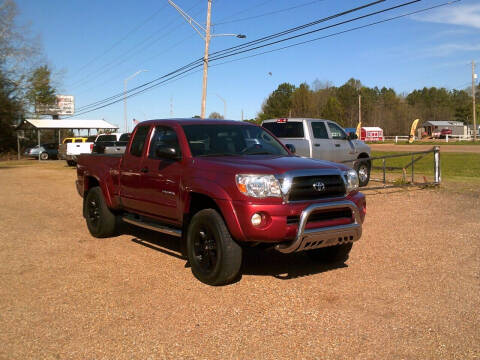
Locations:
148;126;181;159
311;122;329;139
327;122;347;140
130;126;150;157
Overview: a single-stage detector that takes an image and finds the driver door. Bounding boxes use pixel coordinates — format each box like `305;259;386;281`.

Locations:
326;121;356;164
138;125;183;224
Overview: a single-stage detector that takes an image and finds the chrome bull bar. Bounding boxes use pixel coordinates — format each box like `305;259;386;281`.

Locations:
275;200;362;254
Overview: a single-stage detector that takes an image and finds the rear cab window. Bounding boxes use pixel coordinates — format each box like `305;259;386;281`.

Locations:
262;121;304;138
96;135;117;142
130;126;150;157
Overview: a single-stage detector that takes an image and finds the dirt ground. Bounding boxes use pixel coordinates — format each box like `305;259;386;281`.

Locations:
1;161;479;360
370;143;480;153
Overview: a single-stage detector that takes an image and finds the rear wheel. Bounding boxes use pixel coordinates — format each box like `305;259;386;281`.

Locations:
186;209;242;286
66;160;76;167
306;243;353;263
355;159;370;187
40;152;49;160
84;186;117;238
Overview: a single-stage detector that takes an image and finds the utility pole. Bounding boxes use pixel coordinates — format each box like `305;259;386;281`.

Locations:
241;109;244;121
216;94;226;119
124;69;148;132
358;94;362;125
168;0;246;119
201;0;212;119
473;60;477;141
170;97;174;117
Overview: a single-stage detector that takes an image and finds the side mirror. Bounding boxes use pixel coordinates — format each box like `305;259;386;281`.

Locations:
155;145;181;160
347;132;358;140
285;143;296;154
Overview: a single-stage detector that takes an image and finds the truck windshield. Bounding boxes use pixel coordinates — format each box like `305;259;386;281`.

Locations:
182;124;289;157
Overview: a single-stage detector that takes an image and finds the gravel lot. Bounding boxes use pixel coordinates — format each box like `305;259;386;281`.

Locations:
1;161;479;359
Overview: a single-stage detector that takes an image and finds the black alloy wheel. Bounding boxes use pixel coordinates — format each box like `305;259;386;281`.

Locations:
186;209;242;286
192;225;218;274
84;186;117;238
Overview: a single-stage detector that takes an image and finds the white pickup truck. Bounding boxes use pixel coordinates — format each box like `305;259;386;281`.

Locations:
262;118;371;186
59;133;127;167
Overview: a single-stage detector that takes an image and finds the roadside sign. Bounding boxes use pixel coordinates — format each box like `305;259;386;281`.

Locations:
36;95;75;115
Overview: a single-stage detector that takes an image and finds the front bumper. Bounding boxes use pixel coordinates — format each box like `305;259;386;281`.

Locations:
275;200;362;253
226;192;365;252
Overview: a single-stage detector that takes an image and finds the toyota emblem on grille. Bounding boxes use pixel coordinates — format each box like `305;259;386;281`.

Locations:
313;181;326;192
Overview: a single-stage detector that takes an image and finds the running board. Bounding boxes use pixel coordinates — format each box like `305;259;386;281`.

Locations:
122;215;182;237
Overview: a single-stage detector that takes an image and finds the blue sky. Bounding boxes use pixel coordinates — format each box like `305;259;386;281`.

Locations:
15;0;480;131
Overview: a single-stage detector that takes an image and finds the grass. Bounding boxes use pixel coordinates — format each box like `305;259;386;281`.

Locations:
370;151;480;184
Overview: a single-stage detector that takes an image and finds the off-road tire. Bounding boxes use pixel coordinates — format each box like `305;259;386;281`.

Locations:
186;209;242;286
306;243;353;263
67;160;76;167
40;152;49;160
84;186;117;238
355;159;371;187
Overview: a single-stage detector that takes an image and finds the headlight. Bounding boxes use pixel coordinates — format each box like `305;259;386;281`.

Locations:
344;169;359;193
235;174;282;198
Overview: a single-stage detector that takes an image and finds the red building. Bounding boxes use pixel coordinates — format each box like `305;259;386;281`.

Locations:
360;127;384;141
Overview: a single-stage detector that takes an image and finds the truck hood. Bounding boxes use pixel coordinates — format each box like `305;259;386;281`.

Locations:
192;155;348;175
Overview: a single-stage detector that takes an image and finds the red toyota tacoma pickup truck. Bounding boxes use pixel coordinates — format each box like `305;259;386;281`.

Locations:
76;119;366;285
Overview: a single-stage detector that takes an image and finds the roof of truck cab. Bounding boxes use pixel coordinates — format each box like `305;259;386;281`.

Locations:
136;118;254;126
262;118;329;123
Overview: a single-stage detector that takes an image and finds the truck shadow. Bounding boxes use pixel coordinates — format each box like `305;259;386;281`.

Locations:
124;224;347;280
241;247;348;280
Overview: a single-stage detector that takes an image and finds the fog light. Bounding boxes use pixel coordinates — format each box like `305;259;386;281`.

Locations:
251;213;262;226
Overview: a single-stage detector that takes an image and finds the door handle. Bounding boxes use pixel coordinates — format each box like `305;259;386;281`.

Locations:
314;144;320;147
335;144;340;147
140;167;149;173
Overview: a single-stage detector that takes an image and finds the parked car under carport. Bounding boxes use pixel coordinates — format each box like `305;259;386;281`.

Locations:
23;143;58;160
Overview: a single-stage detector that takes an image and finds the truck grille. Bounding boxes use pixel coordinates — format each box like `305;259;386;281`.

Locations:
287;208;352;225
288;174;345;201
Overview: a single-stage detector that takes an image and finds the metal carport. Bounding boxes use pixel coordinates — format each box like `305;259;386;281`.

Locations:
15;119;119;160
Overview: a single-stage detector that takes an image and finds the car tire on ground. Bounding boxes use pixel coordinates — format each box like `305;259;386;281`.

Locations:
306;243;353;263
66;160;76;167
186;209;242;286
355;159;370;187
84;186;117;238
40;152;49;160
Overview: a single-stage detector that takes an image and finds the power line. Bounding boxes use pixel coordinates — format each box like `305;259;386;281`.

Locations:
74;1;383;112
70;0;459;118
214;0;327;26
210;1;461;68
209;0;386;59
209;0;420;62
71;3;168;77
68;3;204;90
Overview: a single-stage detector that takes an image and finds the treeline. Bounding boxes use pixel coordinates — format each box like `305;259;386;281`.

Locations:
0;0;58;154
257;78;479;135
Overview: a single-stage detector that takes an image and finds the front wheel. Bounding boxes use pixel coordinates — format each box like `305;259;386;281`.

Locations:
306;243;353;263
66;160;76;167
355;159;370;187
186;209;242;286
84;186;117;238
40;152;49;160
